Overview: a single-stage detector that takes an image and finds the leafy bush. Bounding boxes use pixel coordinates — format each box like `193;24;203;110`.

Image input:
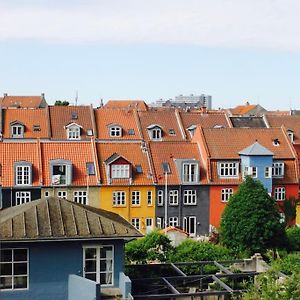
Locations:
286;226;300;251
272;253;300;275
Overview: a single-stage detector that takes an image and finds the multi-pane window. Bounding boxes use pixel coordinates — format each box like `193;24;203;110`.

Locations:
221;188;233;202
169;190;179;205
183;216;196;236
131;191;140;206
182;163;198;183
146;218;153;233
157;190;164;206
272;162;284;178
51;161;72;186
111;164;130;179
109;127;122;137
218;162;239;177
147;191;153;206
57;191;67;199
244;166;257;177
151;128;162;140
83;246;113;285
183;190;197;205
67;126;80;140
74;191;88;205
16;192;31;205
11;124;24;138
112;191;126;206
0;248;28;290
15;165;31;186
264;167;272;178
274;187;286;201
131;218;140;230
156;217;164;229
169;216;179;227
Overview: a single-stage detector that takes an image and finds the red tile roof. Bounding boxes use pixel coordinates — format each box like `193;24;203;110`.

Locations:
49;106;94;140
2;108;50;139
265;114;300;144
0;142;41;187
104;100;148;111
40;141;99;186
149;141;207;185
1;95;45;108
97;142;154;185
230;104;257;115
138;110;185;141
94;108;142;140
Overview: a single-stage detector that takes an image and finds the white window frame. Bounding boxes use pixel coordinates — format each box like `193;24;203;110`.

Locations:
131;218;140;230
272;162;284;178
131;191;141;206
67;125;81;140
221;188;233;202
147;191;153;206
183;190;197;205
74;191;88;205
150;128;162;140
83;245;114;286
156;217;164;229
112;191;126;206
169;216;179;227
111;164;130;179
15;165;31;186
0;248;29;291
243;166;257;178
169;190;179;206
182;163;198;183
264;167;272;178
57;191;68;199
11;124;24;138
146;218;153;233
274;187;286;201
157;190;164;206
44;191;50;198
183;216;197;237
218;162;239;178
109;126;122;137
287;130;294;143
15;191;31;205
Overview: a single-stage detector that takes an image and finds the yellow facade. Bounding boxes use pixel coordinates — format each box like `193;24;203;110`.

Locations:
100;185;156;234
296;205;300;226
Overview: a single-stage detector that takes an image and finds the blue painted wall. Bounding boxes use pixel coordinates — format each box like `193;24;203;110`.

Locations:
240;155;273;193
1;239;124;300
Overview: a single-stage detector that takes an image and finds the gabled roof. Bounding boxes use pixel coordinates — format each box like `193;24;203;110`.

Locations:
65;122;83;129
97;142;154;185
239;142;273;156
104;100;148;111
49;106;94;140
2;108;50;139
0;198;142;241
95;108;142;140
105;153;130;165
1;95;46;108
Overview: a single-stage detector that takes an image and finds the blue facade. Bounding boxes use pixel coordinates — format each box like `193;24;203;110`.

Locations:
1;239;125;300
240;155;273;193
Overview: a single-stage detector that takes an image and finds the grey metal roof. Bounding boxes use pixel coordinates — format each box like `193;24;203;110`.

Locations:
238;142;273;156
0;198;142;241
230;117;267;128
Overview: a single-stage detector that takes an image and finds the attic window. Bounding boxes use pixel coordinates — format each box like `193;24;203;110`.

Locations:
109;126;122;137
33;125;41;131
287;130;294;143
67;124;81;140
187;125;197;137
169;129;176;135
161;162;171;174
273;139;280;146
136;165;143;173
11;123;24;138
71;112;78;120
128;129;135;135
86;162;96;175
86;129;93;136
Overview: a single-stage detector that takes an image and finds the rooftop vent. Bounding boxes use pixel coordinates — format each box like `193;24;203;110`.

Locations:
71;112;78;120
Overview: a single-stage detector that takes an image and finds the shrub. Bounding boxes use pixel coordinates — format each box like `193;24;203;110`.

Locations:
286;226;300;251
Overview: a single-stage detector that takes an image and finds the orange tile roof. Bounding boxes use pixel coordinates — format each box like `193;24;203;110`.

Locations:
94;108;142;140
2;108;50;139
49;106;94;140
97;142;154;185
200;127;295;159
1;96;44;108
138;110;185;141
179;111;230;139
265;114;300;144
104;100;148;111
149;141;207;185
0;142;41;187
41;141;99;186
266;111;290;116
231;104;257;115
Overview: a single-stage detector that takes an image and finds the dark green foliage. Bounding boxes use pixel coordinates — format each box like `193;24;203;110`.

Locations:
125;230;173;264
286;226;300;251
54;100;69;106
220;176;286;255
272;253;300;275
282;197;299;224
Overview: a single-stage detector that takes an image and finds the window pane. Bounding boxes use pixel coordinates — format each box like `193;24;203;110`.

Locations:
0;263;12;275
101;247;113;259
14;263;27;275
0;250;12;262
14;249;27;262
85;248;96;259
85;260;96;273
0;276;12;289
85;273;96;281
13;276;27;289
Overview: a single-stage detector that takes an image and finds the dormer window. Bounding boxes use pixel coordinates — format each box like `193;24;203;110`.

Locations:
218;162;239;178
109;125;122;137
187;125;197;137
11;122;24;138
147;124;162;141
182;162;198;183
14;161;32;186
287;130;294;143
66;123;82;140
111;164;130;178
50;159;72;185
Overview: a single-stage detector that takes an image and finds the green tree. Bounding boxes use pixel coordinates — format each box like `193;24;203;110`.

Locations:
54;100;69;106
286;226;300;251
220;176;286;255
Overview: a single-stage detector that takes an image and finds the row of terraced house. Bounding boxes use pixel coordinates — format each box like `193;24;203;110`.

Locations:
0;94;300;236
